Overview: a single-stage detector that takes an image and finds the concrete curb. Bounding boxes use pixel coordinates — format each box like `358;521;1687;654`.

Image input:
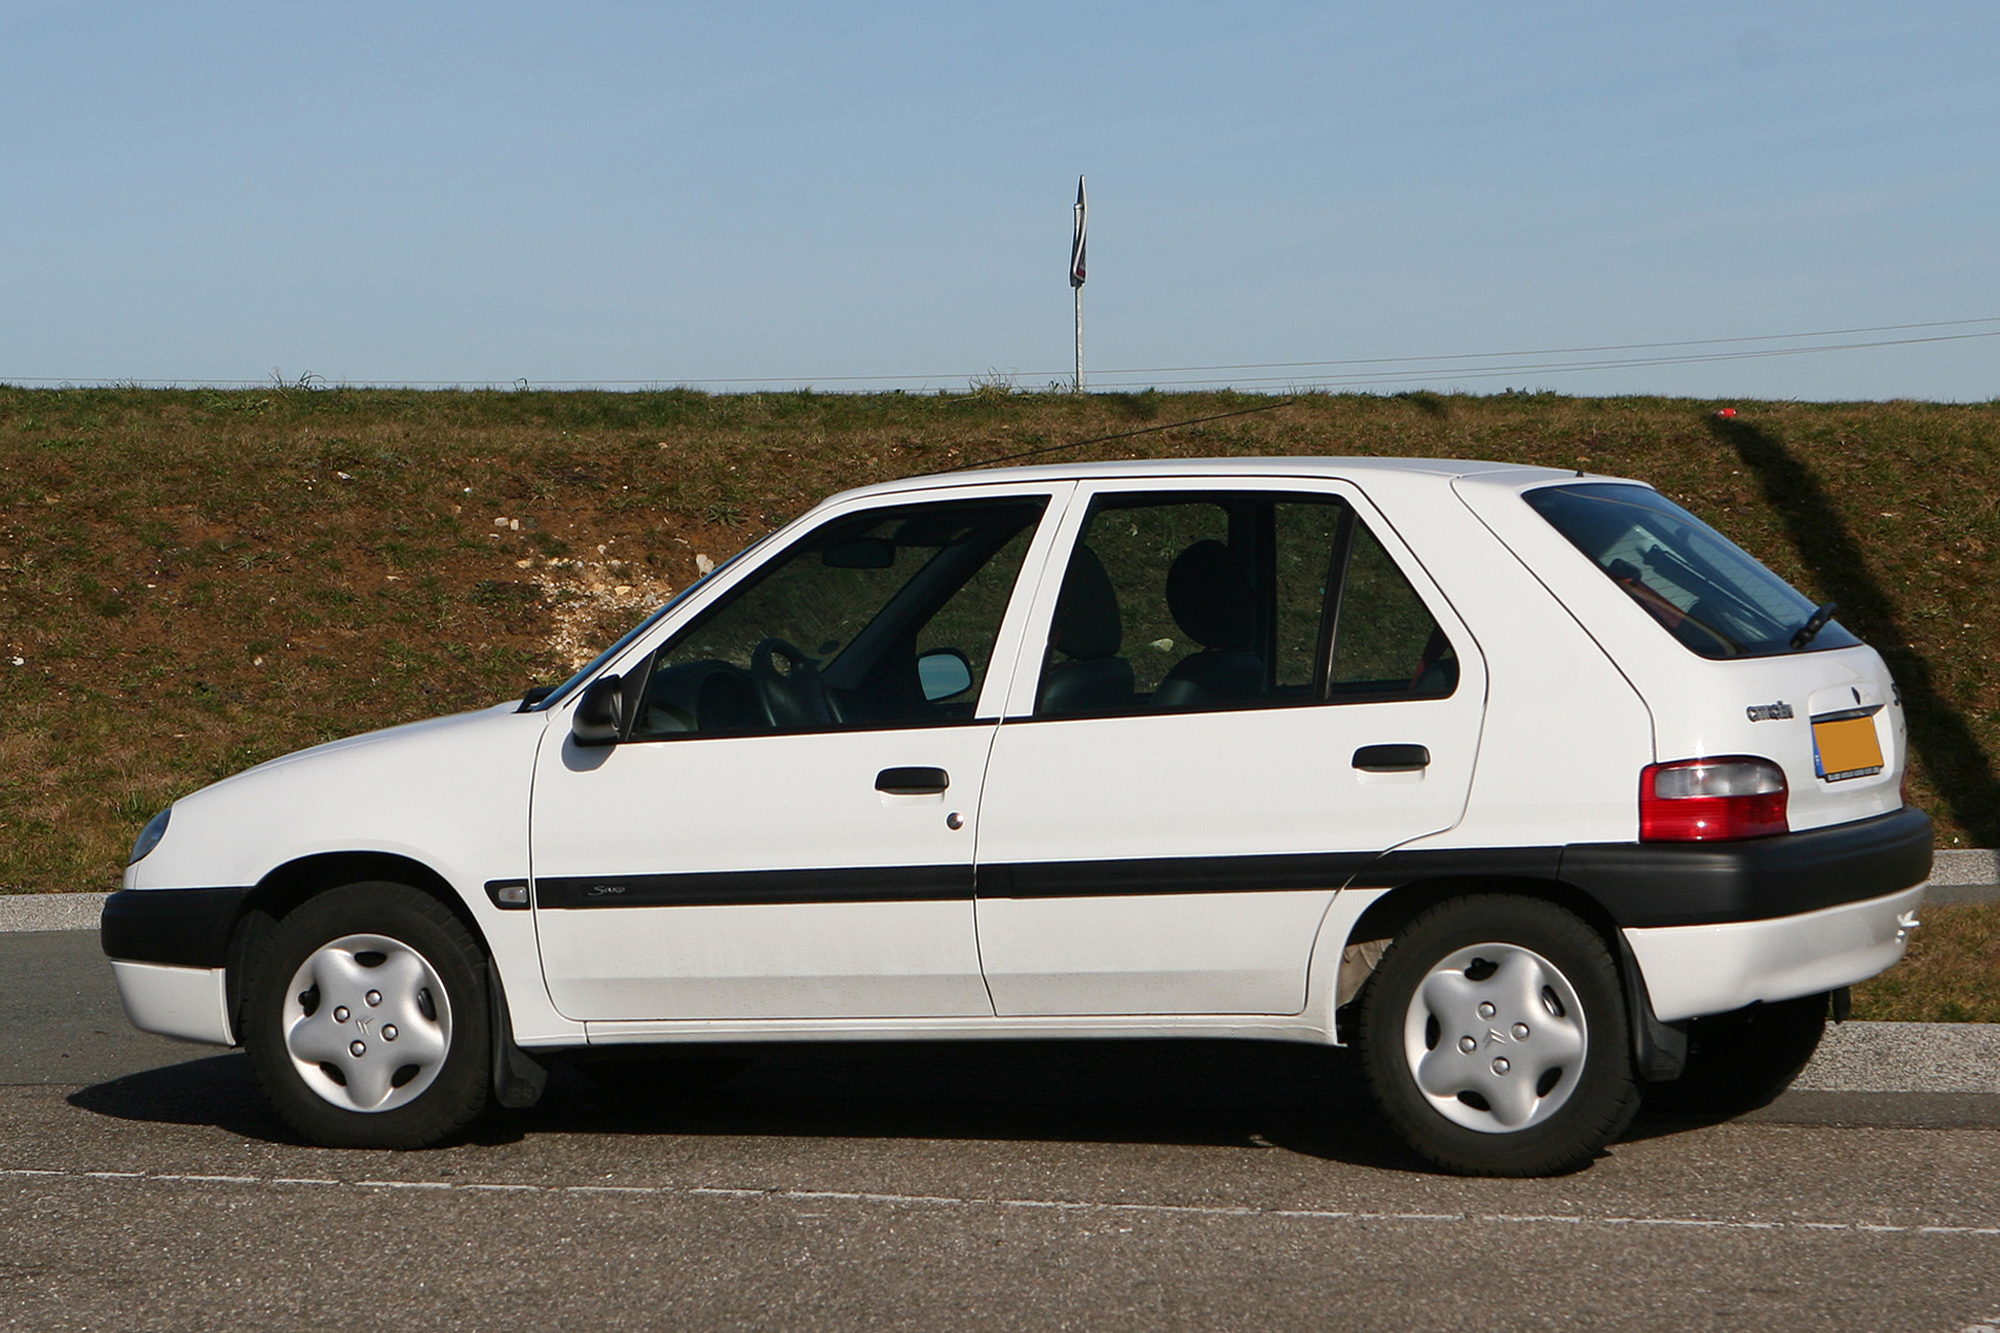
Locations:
0;893;108;932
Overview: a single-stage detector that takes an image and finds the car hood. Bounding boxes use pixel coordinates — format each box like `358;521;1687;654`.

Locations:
131;700;548;891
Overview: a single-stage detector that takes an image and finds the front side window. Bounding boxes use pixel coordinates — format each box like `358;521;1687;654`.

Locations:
1033;490;1455;718
630;496;1047;737
1525;483;1859;659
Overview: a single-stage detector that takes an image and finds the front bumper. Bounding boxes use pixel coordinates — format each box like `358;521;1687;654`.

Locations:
109;959;235;1046
1624;883;1925;1023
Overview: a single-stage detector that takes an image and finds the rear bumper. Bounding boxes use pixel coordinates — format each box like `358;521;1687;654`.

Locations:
1624;883;1925;1023
1561;806;1932;928
109;959;235;1046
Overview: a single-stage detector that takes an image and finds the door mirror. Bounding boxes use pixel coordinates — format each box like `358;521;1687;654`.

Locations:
917;649;974;702
571;673;625;746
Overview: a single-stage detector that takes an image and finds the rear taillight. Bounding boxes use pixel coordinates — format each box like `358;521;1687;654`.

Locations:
1640;757;1788;841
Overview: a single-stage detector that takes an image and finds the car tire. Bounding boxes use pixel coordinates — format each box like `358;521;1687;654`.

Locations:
1357;895;1641;1177
242;882;491;1149
1643;992;1829;1117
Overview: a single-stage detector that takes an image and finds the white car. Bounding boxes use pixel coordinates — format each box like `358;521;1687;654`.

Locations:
103;457;1932;1175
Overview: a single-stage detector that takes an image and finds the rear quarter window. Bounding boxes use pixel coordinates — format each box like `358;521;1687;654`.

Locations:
1524;483;1859;659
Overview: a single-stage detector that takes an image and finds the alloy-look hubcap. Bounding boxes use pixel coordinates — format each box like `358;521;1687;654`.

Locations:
1401;942;1587;1133
282;933;453;1113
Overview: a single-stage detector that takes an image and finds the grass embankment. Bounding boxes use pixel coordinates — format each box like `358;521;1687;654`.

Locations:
1;386;1993;1019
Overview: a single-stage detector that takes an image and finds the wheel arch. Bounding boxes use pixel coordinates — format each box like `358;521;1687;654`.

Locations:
1333;873;1685;1081
225;852;491;1039
1332;875;1625;1039
1345;875;1622;952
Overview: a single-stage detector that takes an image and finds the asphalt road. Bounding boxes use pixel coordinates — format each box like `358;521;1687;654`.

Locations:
4;930;1998;1332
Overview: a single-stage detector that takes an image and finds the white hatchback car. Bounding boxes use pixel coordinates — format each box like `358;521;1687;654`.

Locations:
104;458;1932;1175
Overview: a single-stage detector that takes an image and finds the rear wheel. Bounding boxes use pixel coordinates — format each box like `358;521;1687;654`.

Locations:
1358;895;1641;1176
1645;992;1829;1117
242;883;490;1149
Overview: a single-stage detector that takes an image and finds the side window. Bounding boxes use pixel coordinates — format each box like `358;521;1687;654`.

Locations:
1034;492;1348;717
1327;522;1458;700
630;496;1047;738
1032;489;1456;719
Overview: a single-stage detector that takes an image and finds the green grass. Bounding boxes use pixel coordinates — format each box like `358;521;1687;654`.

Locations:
1850;902;2000;1023
1;384;1995;1015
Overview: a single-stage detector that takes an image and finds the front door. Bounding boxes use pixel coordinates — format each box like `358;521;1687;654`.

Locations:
532;491;1053;1022
973;482;1485;1016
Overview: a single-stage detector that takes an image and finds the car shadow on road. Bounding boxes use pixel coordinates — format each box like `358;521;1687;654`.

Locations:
66;1039;1753;1174
69;1040;1429;1169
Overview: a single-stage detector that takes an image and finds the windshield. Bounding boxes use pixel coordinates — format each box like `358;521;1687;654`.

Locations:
522;532;777;711
1524;483;1859;659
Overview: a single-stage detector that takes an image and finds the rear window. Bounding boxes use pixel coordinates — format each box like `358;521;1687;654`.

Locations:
1524;483;1858;659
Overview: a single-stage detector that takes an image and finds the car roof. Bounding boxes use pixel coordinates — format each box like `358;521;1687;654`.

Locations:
823;455;1592;506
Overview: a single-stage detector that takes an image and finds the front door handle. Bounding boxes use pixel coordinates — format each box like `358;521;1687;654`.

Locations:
877;766;950;795
1353;744;1430;773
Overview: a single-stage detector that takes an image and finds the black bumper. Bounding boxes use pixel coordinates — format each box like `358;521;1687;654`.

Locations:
101;886;254;968
1558;806;1933;929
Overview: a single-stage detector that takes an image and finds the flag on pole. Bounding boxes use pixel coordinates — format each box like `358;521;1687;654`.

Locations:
1069;176;1088;288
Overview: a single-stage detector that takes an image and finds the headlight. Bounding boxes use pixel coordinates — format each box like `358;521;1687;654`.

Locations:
129;807;172;864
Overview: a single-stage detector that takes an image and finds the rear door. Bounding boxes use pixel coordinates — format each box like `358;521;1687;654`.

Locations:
972;478;1485;1016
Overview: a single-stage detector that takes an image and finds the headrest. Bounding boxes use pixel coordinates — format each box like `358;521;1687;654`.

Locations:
1052;544;1122;661
1166;540;1255;651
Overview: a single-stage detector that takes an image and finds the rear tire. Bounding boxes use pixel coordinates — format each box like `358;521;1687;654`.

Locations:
1358;895;1641;1177
1644;992;1828;1117
242;882;490;1149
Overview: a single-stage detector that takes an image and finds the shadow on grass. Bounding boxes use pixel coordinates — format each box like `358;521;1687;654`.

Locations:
1710;415;2000;844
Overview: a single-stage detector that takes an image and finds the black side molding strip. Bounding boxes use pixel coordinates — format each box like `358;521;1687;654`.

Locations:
535;808;1931;926
536;864;972;909
979;851;1376;899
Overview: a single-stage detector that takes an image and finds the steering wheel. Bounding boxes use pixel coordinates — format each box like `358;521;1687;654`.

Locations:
749;637;842;731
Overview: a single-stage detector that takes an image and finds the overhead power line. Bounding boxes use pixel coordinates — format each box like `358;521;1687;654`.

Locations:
5;316;1996;392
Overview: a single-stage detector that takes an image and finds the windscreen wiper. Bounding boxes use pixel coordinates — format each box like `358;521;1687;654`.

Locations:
1790;601;1840;650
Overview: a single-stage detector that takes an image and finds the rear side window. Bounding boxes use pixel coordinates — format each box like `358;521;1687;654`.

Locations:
1031;490;1456;718
1525;483;1858;659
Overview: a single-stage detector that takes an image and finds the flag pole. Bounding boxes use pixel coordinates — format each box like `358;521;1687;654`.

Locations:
1069;176;1087;394
1074;283;1083;394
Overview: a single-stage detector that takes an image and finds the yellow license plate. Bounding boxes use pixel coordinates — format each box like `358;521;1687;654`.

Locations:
1813;715;1884;780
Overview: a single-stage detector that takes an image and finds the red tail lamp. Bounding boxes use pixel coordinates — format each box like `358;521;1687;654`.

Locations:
1640;757;1788;841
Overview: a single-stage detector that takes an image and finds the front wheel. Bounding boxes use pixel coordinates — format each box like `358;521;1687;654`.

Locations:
242;883;491;1149
1358;895;1641;1176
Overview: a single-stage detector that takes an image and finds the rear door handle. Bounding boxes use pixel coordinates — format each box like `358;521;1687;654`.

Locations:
1352;744;1430;773
877;766;950;794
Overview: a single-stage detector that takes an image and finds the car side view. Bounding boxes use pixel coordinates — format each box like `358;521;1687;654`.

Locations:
103;457;1932;1175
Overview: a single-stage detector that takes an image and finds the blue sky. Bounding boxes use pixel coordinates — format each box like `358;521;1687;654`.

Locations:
3;1;1995;398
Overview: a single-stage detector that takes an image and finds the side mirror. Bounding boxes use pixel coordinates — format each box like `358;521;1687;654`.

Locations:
571;673;625;746
916;648;974;702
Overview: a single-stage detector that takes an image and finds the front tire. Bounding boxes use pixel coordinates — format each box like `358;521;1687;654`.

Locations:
242;883;491;1149
1358;895;1641;1176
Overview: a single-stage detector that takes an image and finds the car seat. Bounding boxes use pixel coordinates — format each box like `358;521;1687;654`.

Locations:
1152;540;1265;710
1036;544;1136;716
